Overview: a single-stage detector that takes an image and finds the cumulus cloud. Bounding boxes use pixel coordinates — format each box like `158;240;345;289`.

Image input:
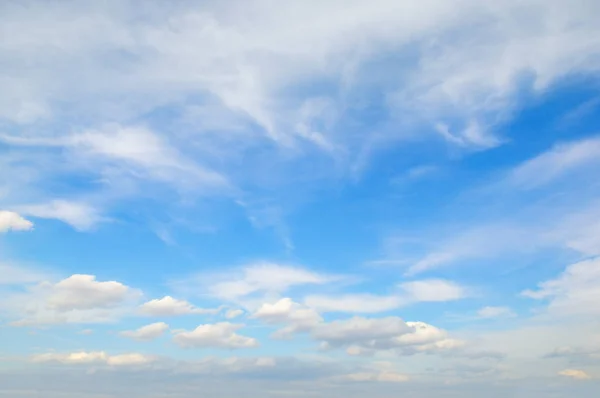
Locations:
5;274;142;325
314;317;464;356
139;296;219;317
120;322;169;341
399;279;467;302
558;369;592;380
313;317;412;348
253;298;322;338
172;322;259;349
0;210;33;232
31;351;155;367
42;274;137;311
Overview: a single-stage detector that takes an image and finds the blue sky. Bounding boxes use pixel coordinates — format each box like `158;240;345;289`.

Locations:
1;1;600;396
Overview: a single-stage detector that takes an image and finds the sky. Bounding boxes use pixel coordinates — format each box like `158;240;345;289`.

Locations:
1;0;600;397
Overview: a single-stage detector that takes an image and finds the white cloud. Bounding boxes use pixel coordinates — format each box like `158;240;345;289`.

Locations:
477;306;516;319
4;274;142;325
225;309;244;319
342;371;410;383
304;294;403;314
120;322;169;341
253;298;322;338
433;120;501;150
313;316;412;348
558;369;591;380
106;353;156;366
67;125;229;191
1;0;598;219
1;125;230;193
255;357;276;367
31;351;155;367
399;279;467;302
313;317;464;356
16;200;102;231
204;262;332;302
0;263;47;285
172;322;259;349
0;210;33;232
381;136;600;276
42;274;137;311
505;136;600;189
522;257;600;317
139;296;219;317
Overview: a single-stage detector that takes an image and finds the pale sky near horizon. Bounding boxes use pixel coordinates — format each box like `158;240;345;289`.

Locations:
1;1;600;397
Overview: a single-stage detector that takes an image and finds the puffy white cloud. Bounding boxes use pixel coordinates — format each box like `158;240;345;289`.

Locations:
313;317;464;356
31;351;154;367
172;322;259;349
120;322;169;341
304;294;403;313
253;298;322;338
43;274;137;311
313;316;412;348
4;274;141;325
0;210;33;232
139;296;218;317
477;306;516;319
522;257;600;316
399;279;467;302
558;369;591;380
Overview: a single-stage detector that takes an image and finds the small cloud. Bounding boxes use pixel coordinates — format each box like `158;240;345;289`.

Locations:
172;322;259;349
390;165;438;185
78;329;94;335
476;306;516;319
16;200;103;231
0;210;34;233
120;322;169;341
31;351;155;367
558;369;591;380
225;309;244;319
304;294;403;314
253;298;322;338
8;274;142;326
190;262;334;303
139;296;219;317
341;371;410;383
434;120;501;150
399;279;467;302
